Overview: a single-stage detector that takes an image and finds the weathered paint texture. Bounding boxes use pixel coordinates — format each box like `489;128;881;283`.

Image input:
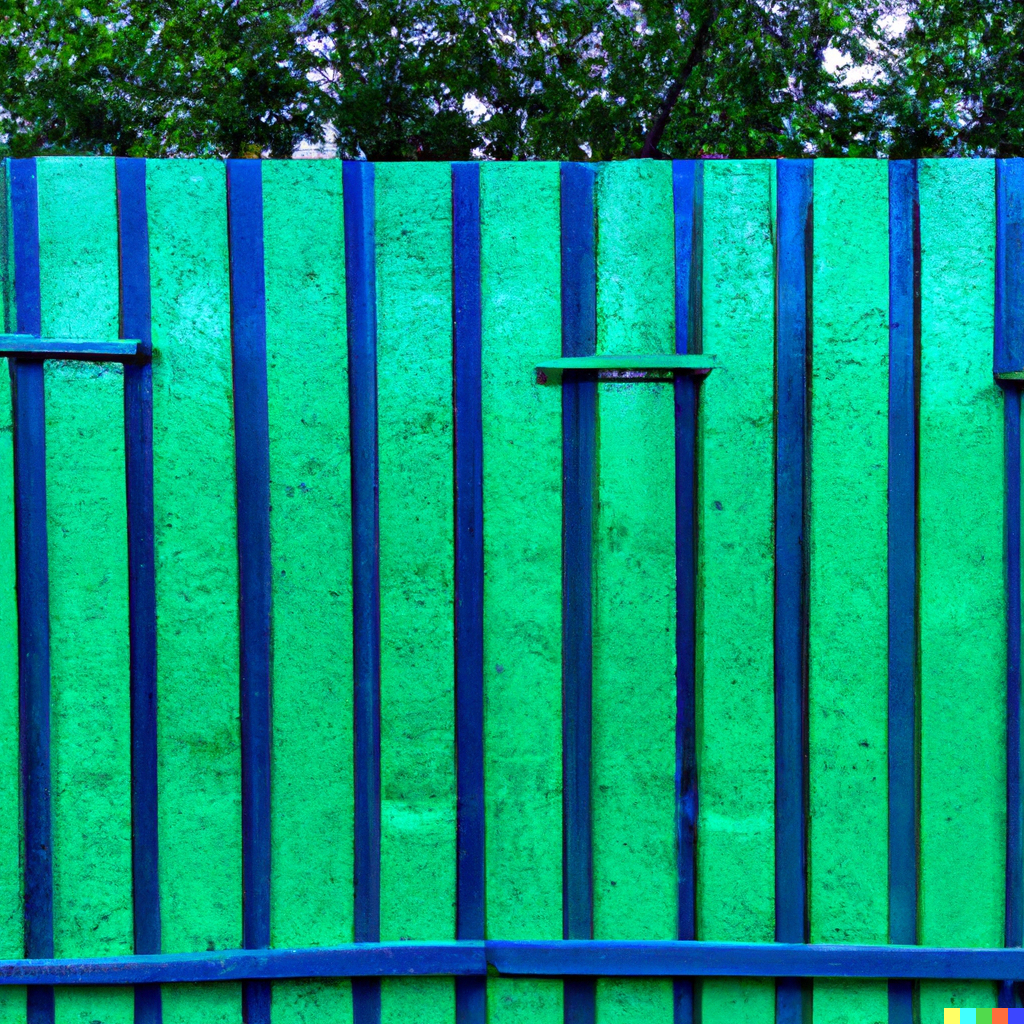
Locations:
808;159;889;1024
698;161;776;1024
375;161;456;1024
918;158;1004;1018
480;161;563;1024
38;158;134;1024
593;160;676;1023
0;156;1018;1016
148;160;242;1024
263;161;354;1023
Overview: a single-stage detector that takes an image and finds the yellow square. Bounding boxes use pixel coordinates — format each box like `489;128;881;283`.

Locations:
945;1011;961;1024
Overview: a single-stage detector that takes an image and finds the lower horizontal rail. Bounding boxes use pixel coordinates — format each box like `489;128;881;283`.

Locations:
1;941;1024;984
0;944;485;984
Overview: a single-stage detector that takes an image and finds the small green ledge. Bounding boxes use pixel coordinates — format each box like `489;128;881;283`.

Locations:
536;353;719;383
0;334;146;362
996;371;1024;381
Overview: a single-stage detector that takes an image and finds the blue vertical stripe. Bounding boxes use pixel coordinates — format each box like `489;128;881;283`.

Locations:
344;160;381;1024
115;156;162;1024
560;161;597;1024
672;158;703;1024
226;160;273;1024
774;159;811;1024
998;157;1024;1010
887;159;919;1024
10;157;54;1024
452;162;486;1024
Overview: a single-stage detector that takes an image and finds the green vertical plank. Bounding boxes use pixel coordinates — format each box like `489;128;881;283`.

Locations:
263;161;353;1024
808;159;889;1024
0;160;24;1024
148;160;242;1024
480;161;563;1024
37;157;133;1024
698;160;775;1024
592;160;675;1024
918;158;1002;1018
375;162;456;1024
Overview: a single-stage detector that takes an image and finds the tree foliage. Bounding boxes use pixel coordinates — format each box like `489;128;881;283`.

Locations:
871;0;1024;156
0;0;321;156
0;0;1021;159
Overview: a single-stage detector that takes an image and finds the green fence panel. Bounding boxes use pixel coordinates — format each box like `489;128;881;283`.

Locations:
919;159;1004;1018
263;160;354;1024
376;161;457;1024
698;159;776;1024
808;159;890;1024
149;161;242;1024
593;160;677;1024
480;160;564;1024
0;155;1022;1024
39;158;134;1024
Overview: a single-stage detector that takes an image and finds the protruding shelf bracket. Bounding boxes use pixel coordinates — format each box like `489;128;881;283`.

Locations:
536;353;718;384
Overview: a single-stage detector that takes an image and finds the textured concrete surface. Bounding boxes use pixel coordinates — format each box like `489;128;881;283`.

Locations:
593;159;675;1024
375;161;456;1024
149;160;243;1024
698;160;776;1024
481;161;564;1024
39;157;133;1024
808;158;889;1024
263;160;354;1023
918;158;1003;1018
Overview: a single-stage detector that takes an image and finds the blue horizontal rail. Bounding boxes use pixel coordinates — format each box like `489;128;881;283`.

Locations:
3;941;1024;984
0;943;486;985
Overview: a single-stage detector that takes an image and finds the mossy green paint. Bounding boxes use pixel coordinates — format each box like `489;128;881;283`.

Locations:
37;158;133;1024
593;159;675;1023
808;159;889;1024
375;161;456;1024
148;160;242;1024
918;158;1003;1017
262;161;354;1023
698;161;776;1024
480;161;563;1024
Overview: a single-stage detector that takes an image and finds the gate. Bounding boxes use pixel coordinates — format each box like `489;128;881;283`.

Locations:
0;155;1020;1024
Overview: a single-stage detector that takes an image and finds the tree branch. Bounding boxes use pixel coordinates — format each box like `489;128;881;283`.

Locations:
639;5;721;158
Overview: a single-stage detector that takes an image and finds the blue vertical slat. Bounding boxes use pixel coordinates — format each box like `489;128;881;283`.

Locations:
344;160;382;1024
671;158;702;1024
115;156;163;1024
560;161;597;1024
887;159;919;1024
1004;387;1022;1013
452;162;486;1024
998;157;1024;1009
774;159;811;1024
226;159;273;1024
10;157;54;1024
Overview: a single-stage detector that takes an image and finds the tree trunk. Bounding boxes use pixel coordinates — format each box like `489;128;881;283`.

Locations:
639;6;720;158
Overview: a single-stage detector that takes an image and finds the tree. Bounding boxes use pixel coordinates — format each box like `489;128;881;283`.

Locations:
1;0;1022;159
309;0;885;159
870;0;1024;157
0;0;324;157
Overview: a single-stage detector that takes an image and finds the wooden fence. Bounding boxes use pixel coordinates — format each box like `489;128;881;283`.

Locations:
0;156;1021;1024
